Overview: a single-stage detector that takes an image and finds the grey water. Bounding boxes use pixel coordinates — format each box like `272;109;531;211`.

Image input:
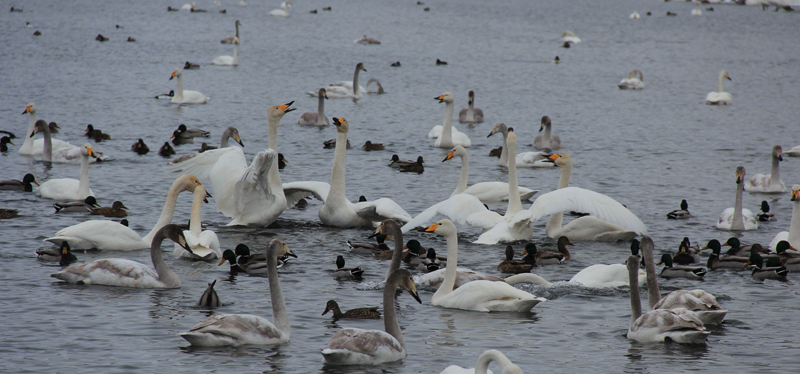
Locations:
1;0;799;372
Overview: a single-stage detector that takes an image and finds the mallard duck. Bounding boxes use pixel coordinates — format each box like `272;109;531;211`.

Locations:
362;141;384;151
53;196;100;213
90;201;129;217
721;237;753;257
85;124;110;141
36;242;77;266
416;248;445;272
657;254;706;280
398;157;424;173
400;240;427;264
0;173;38;192
348;233;391;255
704;239;748;269
322;300;380;320
523;237;573;265
277;153;288;170
757;201;776;222
667;199;691;219
745;253;788;281
197;279;221;307
672;241;698;265
218;249;246;274
488;146;502;158
0;136;14;152
771;241;800;270
131;139;150;155
184;61;200;70
158;142;176;157
388;155;421;168
497;245;533;273
0;209;20;219
334;255;363;279
323;138;351;149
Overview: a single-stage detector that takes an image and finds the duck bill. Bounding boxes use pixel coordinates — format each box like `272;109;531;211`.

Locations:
218;258;228;266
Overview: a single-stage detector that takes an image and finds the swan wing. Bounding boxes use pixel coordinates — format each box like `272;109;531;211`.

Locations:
322;328;405;365
428;125;443;139
516;151;553;168
401;194;500;232
414;267;501;289
529;187;647;234
282;181;330;206
461;182;539;203
46;220;144;251
180;314;287;347
51;258;162;288
569;263;646;288
223;150;286;225
353;198;412;223
433;280;545;312
164;147;243;182
32;138;75;155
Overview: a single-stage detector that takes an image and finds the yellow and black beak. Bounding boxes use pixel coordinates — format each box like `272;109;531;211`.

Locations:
235;134;244;147
792;189;799;202
435;94;446;103
442;150;455;162
425;223;439;232
178;234;192;253
22;105;31;114
279;101;296;113
333;117;343;127
170;71;177;80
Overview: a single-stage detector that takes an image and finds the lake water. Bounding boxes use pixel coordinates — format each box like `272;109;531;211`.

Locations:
1;0;799;373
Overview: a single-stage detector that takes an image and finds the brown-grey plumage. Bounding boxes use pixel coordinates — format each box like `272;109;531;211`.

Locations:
90;201;129;217
497;245;533;273
198;279;221;307
299;88;330;126
322;300;380;320
458;90;484;123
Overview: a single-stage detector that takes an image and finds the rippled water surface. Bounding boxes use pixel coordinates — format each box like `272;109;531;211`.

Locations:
2;0;800;373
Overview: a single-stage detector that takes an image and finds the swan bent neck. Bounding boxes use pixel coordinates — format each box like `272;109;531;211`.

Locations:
383;270;406;350
151;228;182;288
475;350;521;374
19;105;36;154
142;177;194;245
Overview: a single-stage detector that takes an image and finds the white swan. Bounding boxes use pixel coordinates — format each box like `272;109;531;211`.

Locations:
629;11;641;19
769;184;800;250
626;251;709;344
745;145;785;193
425;219;546;312
428;92;472;148
489;122;551;168
443;145;539;203
169;68;209;104
164;103;294;226
173;184;220;260
19;103;73;156
533;115;562;150
308;62;367;99
37;143;95;201
705;70;732;105
321;268;421;365
458;90;484;124
440;350;523;374
784;144;800;157
212;38;238;66
180;239;296;346
51;224;192;288
220;19;240;44
691;5;703;16
569;263;646;289
640;237;727;325
282;118;412;227
44;175;203;250
268;1;291;16
618;70;644;90
560;31;581;44
298;88;329;126
717;166;758;231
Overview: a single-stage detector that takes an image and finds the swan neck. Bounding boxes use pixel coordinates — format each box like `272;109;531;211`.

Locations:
266;245;290;335
770;155;781;184
220;129;230;148
499;129;509;167
642;244;661;310
41;123;52;162
20;111;36;153
731;180;745;230
328;128;348;206
235;22;239;38
718;71;725;93
442;101;454;142
542;122;552;148
189;189;203;235
546;160;572;236
383;272;405;350
151;231;180;287
352;66;361;95
143;181;185;245
267;115;282;185
78;149;91;198
629;258;643;330
385;226;405;282
434;231;459;299
476;351;514;374
506;140;522;215
175;74;184;101
453;153;469;195
317;95;325;118
789;199;800;244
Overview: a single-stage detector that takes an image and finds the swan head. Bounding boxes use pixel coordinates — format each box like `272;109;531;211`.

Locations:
630;238;640;256
269;238;297;260
170;68;182;80
318;88;328;99
162;224;192;252
31;120;49;136
539;116;551;132
355;62;366;72
388;268;422;304
435;92;454;104
268;101;296;119
81;143;94;158
235;19;241;26
544;153;572;167
424;219;456;237
22;102;36;114
193;184;212;203
332;117;349;132
175;174;203;194
720;70;731;81
506;127;517;147
773;145;783;161
468;90;475;103
373;219;401;237
792;185;800;201
442;145;467;162
223;127;244;147
487;122;508;138
735;166;745;184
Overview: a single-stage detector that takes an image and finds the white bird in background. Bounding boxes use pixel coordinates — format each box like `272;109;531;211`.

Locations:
428;92;472;148
705;70;732;105
745;145;786;193
718;166;758;231
308;62;367;99
268;1;291;17
618;70;645;90
169;68;209;104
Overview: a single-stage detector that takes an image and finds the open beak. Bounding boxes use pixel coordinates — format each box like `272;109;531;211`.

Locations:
435;95;445;103
279;101;296;113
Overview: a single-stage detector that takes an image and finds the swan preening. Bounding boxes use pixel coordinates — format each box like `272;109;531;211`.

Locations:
299;88;329;126
745;145;785;193
533;115;562;150
45;175;204;250
717;166;758;231
705;70;732;105
366;78;384;94
169;68;209;104
308;62;367;99
165;103;295;226
458;90;484;124
51;224;193;288
180;239;296;346
618;70;644;90
37;143;96;201
282;117;412;227
172;184;221;260
769;185;800;250
440;350;523;374
443;145;539;203
425;219;546;312
212;38;239;66
489;122;551;168
220;19;240;44
321;268;421;365
429;92;472;148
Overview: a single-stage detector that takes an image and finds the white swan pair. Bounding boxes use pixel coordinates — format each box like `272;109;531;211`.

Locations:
308;62;367;99
19;103;75;156
45;175;204;250
717;166;758;231
489;122;551;168
37;143;96;201
705;70;732;105
428;92;472;148
169;68;209;104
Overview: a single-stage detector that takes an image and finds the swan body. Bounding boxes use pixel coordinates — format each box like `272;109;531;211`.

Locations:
533;116;562;150
745;145;785;193
308;62;366;99
19;103;74;156
629;11;641;19
180;239;296;346
321;268;421;365
299;88;329;126
429;92;472;148
169;68;209;104
769;185;800;250
45;175;203;250
458;90;484;124
212;38;239;66
425;220;545;312
268;1;291;17
37;143;96;201
443;145;539;203
718;166;758;230
560;31;581;44
618;70;644;90
51;225;192;288
705;70;732;105
440;349;522;374
569;263;646;288
490;123;552;167
173;185;220;259
784;145;800;157
165;104;294;226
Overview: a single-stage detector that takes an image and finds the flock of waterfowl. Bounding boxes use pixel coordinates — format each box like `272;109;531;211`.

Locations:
4;1;800;372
